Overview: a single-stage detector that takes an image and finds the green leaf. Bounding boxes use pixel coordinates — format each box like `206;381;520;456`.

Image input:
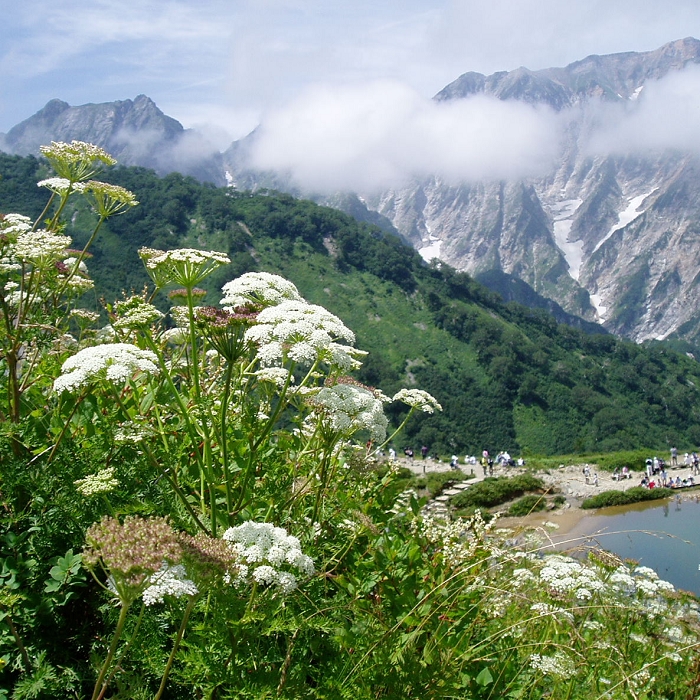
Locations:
476;667;494;687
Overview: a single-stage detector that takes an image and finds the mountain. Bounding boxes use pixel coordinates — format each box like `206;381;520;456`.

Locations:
5;38;700;343
361;38;700;344
222;37;700;345
0;95;225;186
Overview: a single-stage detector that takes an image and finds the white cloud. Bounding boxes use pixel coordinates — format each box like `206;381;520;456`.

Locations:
585;64;700;155
247;81;563;192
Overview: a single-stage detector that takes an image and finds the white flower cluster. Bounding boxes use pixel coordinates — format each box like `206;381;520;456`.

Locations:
254;367;294;388
142;563;198;606
221;272;303;309
529;651;576;679
54;343;159;393
70;308;101;324
308;384;388;442
412;510;495;568
246;300;357;368
538;555;607;600
0;213;33;235
74;467;119;496
222;521;314;594
608;564;675;597
37;178;86;195
139;247;230;288
530;602;574;623
13;229;71;264
112;296;164;330
392;389;442;413
39;141;116;185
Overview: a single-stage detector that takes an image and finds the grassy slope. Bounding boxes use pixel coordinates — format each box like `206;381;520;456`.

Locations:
4;156;700;455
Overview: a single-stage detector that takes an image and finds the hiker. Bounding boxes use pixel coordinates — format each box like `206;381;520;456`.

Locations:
671;446;678;467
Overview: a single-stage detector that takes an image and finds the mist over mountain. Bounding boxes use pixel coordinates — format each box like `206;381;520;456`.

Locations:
4;38;700;343
0;95;225;186
224;37;700;345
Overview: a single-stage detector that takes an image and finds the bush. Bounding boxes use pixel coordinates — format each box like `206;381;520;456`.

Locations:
450;474;544;509
507;494;548;516
581;487;673;509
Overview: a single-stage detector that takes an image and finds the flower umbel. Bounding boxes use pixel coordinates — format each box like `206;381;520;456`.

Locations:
82;516;182;604
392;388;442;413
220;272;303;310
139;247;230;289
222;522;314;594
40;141;116;182
245;300;356;368
53;343;159;393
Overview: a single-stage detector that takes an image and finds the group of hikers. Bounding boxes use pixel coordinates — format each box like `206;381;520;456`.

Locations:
637;448;700;489
386;446;524;474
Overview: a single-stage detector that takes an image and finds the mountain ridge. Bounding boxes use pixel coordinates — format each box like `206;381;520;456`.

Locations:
4;38;700;342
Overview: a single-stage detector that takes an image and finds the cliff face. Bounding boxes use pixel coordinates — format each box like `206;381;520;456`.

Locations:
359;38;700;342
1;95;225;185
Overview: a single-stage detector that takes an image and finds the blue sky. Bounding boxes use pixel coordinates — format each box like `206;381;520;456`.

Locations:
2;0;700;143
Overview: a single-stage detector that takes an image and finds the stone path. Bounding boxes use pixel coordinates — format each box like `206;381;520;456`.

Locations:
393;457;514;519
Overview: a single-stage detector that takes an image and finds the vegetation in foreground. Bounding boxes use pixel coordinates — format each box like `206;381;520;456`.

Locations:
0;143;699;699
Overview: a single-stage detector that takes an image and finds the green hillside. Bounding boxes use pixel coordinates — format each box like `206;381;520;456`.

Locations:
2;153;700;455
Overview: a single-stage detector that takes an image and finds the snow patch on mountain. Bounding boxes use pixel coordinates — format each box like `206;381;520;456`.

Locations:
549;198;584;280
593;190;657;254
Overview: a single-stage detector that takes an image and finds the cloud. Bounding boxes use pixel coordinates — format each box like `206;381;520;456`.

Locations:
585;64;700;155
246;81;563;192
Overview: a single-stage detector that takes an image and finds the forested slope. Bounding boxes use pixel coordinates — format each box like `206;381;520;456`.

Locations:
2;153;700;455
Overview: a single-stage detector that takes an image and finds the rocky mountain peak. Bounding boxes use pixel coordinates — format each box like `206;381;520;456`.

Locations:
0;96;224;185
436;37;700;110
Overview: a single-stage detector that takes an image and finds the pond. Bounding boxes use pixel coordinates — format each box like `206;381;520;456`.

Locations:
549;494;700;595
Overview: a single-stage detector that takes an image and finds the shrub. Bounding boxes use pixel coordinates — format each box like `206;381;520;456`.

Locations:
450;474;544;509
581;487;673;509
507;494;548;516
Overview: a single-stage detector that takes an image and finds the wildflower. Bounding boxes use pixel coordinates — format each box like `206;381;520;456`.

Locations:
53;343;159;393
0;213;32;237
195;306;257;362
84;180;138;217
178;532;238;586
40;141;116;182
392;388;442;413
62;256;89;276
306;383;388;442
82;516;181;604
222;522;314;594
112;296;164;330
255;367;294;388
168;287;207;304
538;555;606;599
529;651;576;679
220;272;303;310
69;308;101;324
245;300;356;368
37;178;87;195
13;229;71;264
139;247;230;289
75;467;119;496
141;564;198;606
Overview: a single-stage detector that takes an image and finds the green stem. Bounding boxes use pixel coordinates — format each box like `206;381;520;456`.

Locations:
96;603;146;700
142;446;210;535
32;191;57;231
220;361;235;524
153;595;198;700
56;216;106;299
91;602;131;700
378;407;417;452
